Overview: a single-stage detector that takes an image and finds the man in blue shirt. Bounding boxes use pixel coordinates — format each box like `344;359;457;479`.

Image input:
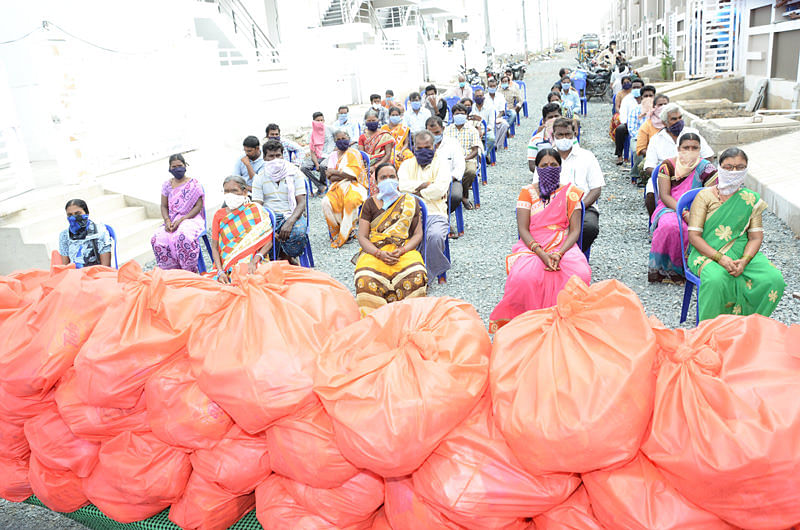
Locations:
335;105;359;145
233;135;264;189
265;124;304;165
560;77;581;117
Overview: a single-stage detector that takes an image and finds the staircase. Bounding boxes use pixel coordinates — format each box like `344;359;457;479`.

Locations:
0;184;162;274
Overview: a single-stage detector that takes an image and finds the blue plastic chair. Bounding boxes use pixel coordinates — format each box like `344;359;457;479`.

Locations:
479;151;488;186
416;198;449;282
298;180;315;268
445;96;460;123
471;85;483;94
104;224;118;269
571;77;588;116
676;187;703;325
515;81;528;118
195;186;213;273
471;168;481;208
481;119;496;167
649;164;661;230
506;104;516;138
449;180;465;236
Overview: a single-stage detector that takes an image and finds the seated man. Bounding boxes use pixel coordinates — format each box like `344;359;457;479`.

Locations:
527;103;564;161
382;89;396;109
233;135;264;190
300;111;335;196
624;84;656;180
445;74;473;99
252;139;308;262
403;91;432;134
398;130;452;283
560;77;581;117
265;123;304;165
444;104;481;213
369;93;389;126
635;93;669;166
499;75;523;126
486;77;512;142
531;118;605;254
427;116;465;232
615;77;645;165
424;84;448;121
335;105;360;145
558;67;572;85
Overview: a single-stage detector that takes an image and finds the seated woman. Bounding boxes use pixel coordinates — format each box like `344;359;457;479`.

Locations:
381;106;413;170
648;133;718;283
208;175;273;284
489;148;591;332
687;147;785;320
59;199;113;268
359;109;395;194
151;153;206;273
354;163;427;315
321;129;369;248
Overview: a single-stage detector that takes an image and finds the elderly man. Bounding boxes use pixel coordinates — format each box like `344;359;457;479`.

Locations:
486;77;511;139
446;74;473;99
624;84;657;179
469;87;506;156
301;111;335;195
233;135;264;189
265;123;304;165
499;74;523;126
531;118;605;254
643;102;714;216
614;77;645;165
398;130;452;283
252;139;308;263
403;91;432;134
427;116;465;221
444;104;481;213
335;105;360;145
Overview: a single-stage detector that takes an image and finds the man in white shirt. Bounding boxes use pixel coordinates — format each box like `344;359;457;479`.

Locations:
403;91;432;134
468;87;499;154
398;130;451;283
445;74;473;100
611;64;631;97
532;118;605;253
426;116;465;231
643;103;714;217
614;77;644;165
334;105;359;146
486;77;512;145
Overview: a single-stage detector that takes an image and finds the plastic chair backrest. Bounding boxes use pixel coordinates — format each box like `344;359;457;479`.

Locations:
104;224;118;269
263;206;279;261
445;96;460;123
571;76;587;99
651;164;661;202
578;201;585;250
676;187;702;279
515;81;527;100
415;197;428;262
471;85;483;94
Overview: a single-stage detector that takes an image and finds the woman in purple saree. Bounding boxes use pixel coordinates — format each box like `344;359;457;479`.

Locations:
151;153;206;272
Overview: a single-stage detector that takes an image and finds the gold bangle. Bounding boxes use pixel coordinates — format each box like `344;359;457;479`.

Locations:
713;251;722;262
742;253;753;261
529;241;541;252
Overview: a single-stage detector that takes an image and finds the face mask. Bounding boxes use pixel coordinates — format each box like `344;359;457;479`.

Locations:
554;137;574;152
501;83;509;90
371;103;381;110
668;119;685;137
632;88;641;98
366;121;379;131
338;114;348;124
410;101;421;111
453;114;467;126
386;96;394;102
459;81;466;88
67;214;89;235
622;82;632;90
433;134;443;144
335;138;350;151
474;95;484;105
224;193;246;210
377;178;401;206
488;87;497;94
716;168;748;195
561;83;570;91
678;150;700;167
537;166;562;200
312;121;325;131
389;115;402;125
464;106;473;114
169;166;187;179
414;147;435;167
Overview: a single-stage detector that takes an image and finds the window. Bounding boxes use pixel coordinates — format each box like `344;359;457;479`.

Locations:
771;29;800;80
677;20;685;32
749;5;771;27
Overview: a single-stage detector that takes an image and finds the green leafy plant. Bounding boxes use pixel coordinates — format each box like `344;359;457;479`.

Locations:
660;34;675;80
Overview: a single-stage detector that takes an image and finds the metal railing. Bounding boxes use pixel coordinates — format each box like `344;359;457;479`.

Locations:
202;0;280;64
320;0;388;42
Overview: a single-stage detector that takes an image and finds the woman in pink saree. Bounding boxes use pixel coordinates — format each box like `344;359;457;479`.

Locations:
490;148;591;333
151;153;206;272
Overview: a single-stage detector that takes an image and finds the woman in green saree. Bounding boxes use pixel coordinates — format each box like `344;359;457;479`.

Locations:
687;147;785;321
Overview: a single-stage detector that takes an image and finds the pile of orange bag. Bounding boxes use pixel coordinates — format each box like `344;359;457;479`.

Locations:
2;258;800;530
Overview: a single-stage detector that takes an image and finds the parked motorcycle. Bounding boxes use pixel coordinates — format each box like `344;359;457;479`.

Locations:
509;62;527;80
583;68;611;100
458;65;481;86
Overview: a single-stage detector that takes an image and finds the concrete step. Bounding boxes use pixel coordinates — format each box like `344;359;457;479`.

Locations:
113;217;165;256
116;240;156;268
0;182;105;223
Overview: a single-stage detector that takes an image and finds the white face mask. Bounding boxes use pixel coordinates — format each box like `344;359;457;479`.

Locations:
554;137;574;152
716;168;747;195
224;192;247;210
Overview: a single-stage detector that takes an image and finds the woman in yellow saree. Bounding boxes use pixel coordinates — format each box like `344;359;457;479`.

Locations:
381;106;414;170
321;129;369;248
208;175;273;284
354;163;427;315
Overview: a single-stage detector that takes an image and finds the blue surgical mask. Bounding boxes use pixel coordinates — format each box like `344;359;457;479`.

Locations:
501;83;509;89
459;81;466;88
433;134;443;144
386;96;394;102
411;101;421;111
488;87;497;94
632;88;641;98
453;114;467;126
338;113;348;124
561;83;570;91
389;115;402;125
377;178;401;207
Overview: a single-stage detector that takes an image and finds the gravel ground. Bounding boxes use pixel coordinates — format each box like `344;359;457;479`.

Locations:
5;52;798;530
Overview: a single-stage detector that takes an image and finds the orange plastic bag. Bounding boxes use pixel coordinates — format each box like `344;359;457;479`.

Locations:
28;454;88;513
0;384;55;424
413;399;579;529
384;477;464;529
532;486;603;530
0;266;120;398
0;456;32;502
189;268;339;434
168;472;255;530
74;263;234;408
371;509;392;530
265;400;358;488
642;315;800;529
83;431;192;523
145;356;233;450
24;405;99;477
583;452;733;529
55;368;148;442
255;474;377;530
280;471;384;528
0;418;29;460
190;425;271;495
491;279;657;474
314;297;490;477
